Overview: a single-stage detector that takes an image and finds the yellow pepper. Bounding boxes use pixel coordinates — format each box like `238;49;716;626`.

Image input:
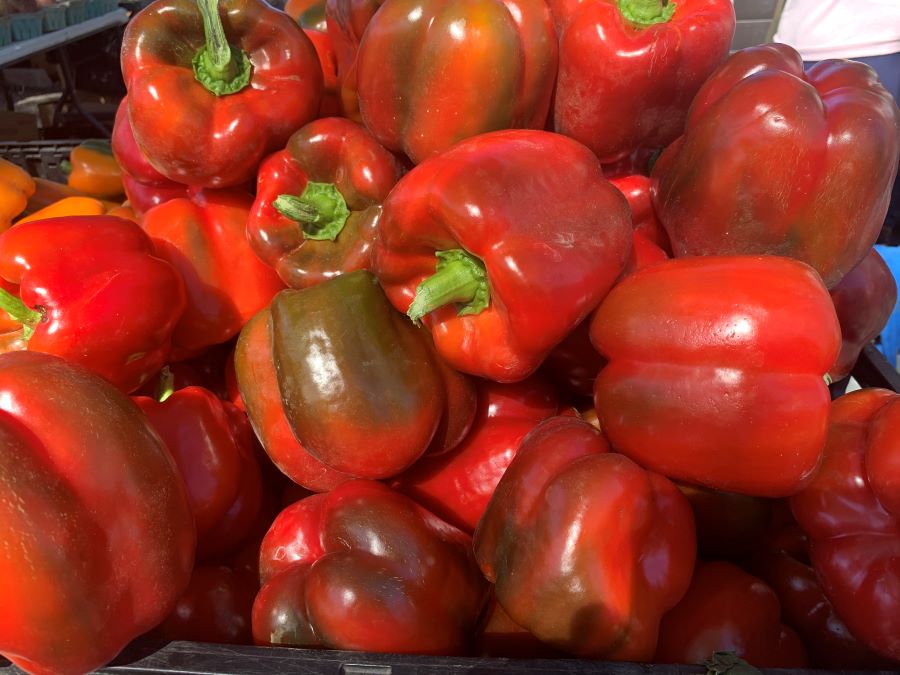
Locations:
0;159;36;231
16;196;107;224
65;139;125;200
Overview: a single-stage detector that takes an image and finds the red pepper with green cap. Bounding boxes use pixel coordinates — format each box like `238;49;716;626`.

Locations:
550;0;734;163
373;129;633;383
247;117;405;289
121;0;323;188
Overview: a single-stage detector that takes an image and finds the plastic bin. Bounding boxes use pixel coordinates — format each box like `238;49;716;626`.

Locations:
83;0;104;19
0;17;12;48
9;12;43;41
874;243;900;369
0;140;82;184
40;4;67;31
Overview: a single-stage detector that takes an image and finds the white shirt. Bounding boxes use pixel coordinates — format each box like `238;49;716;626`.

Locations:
773;0;900;61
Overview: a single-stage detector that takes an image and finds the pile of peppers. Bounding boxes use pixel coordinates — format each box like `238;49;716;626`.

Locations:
1;0;900;672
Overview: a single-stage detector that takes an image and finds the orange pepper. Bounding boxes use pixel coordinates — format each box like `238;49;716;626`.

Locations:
16;196;107;224
65;139;125;200
0;159;36;232
106;203;139;223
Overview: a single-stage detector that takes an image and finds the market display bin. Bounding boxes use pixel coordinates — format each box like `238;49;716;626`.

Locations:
0;345;896;675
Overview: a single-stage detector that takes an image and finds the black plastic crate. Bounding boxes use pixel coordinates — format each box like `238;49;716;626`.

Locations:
0;140;82;183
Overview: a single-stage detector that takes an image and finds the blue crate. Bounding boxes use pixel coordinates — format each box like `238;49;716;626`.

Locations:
40;5;67;31
63;0;86;25
9;12;43;41
0;17;12;47
875;244;900;369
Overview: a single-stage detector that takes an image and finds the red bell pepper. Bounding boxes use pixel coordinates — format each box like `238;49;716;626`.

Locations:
155;565;257;646
591;256;841;497
790;388;900;662
829;248;898;381
234;306;360;492
111;96;192;215
373;130;633;382
121;0;323;188
0;216;186;393
550;0;735;163
476;595;564;658
304;29;341;118
142;189;286;359
750;524;892;669
654;561;808;668
474;416;696;660
0;351;195;675
247;117;404;288
678;484;772;562
253;480;488;654
134;386;264;561
267;271;476;478
392;374;559;533
652;44;900;288
354;0;558;164
324;0;383;121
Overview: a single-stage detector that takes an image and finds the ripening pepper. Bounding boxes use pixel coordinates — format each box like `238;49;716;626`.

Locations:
64;139;124;200
591;256;841;497
0;351;195;675
652;43;900;287
354;0;558;164
253;479;488;654
790;388;900;662
654;561;808;668
0;216;186;393
0;158;34;231
247;117;404;288
550;0;735;163
474;416;696;660
142;189;286;359
392;374;560;533
121;0;323;187
268;270;476;478
828;248;897;381
134;386;264;561
373;130;633;382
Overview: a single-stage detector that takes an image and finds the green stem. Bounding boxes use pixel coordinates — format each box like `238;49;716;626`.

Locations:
192;0;252;96
157;366;175;403
273;182;351;242
0;288;42;341
407;249;489;324
617;0;676;26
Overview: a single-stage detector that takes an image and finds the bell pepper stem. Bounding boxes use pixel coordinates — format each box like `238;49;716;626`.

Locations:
0;287;42;341
273;182;351;242
407;249;489;324
157;366;175;403
617;0;676;25
192;0;252;95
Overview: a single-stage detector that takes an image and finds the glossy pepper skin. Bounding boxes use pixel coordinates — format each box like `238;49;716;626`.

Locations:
750;526;891;669
355;0;557;164
0;351;195;675
654;561;808;668
591;256;841;497
0;216;186;393
0;158;35;230
790;388;900;662
653;44;900;288
247;117;404;289
474;416;696;660
828;248;897;381
392;374;559;533
270;270;471;478
253;480;488;654
324;0;383;121
65;139;124;200
110;97;190;215
374;130;633;382
550;0;734;163
121;0;323;188
134;386;264;561
235;307;355;492
142;189;285;359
